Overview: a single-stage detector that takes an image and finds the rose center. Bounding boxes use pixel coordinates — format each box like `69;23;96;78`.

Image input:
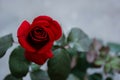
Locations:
27;27;49;49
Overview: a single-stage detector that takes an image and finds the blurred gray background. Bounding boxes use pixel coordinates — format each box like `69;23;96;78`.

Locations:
0;0;120;80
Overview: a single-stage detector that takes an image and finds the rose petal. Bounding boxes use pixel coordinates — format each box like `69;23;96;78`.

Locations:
29;20;50;33
43;27;55;41
17;20;30;37
27;21;54;52
45;50;53;58
17;20;35;52
51;20;62;40
38;41;53;53
30;21;55;41
32;16;62;40
32;15;53;24
25;50;53;65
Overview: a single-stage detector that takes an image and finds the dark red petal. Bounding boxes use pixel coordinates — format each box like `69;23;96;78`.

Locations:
43;27;55;41
29;20;49;32
32;15;53;24
32;16;62;40
25;50;53;65
17;20;30;37
45;50;53;58
17;20;35;52
34;27;55;53
51;20;62;40
18;37;35;52
38;41;53;53
31;21;55;41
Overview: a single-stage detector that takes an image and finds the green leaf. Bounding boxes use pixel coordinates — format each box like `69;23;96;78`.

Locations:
67;28;88;42
105;55;111;62
104;63;111;73
9;46;30;78
110;57;120;70
71;52;91;80
75;38;91;51
55;33;66;46
88;73;102;80
67;74;79;80
106;77;113;80
30;63;40;72
52;45;63;51
66;47;77;58
48;48;71;80
30;69;50;80
0;34;13;58
108;42;120;53
67;28;91;51
94;58;104;66
4;74;23;80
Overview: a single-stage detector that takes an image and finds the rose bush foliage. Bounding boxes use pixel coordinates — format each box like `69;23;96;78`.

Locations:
0;15;120;80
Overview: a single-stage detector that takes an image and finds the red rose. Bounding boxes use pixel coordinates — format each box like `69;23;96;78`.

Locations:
17;15;62;65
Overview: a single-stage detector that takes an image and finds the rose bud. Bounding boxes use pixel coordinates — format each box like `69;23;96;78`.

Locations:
17;15;62;65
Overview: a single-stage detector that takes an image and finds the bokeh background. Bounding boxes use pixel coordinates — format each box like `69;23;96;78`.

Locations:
0;0;120;80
